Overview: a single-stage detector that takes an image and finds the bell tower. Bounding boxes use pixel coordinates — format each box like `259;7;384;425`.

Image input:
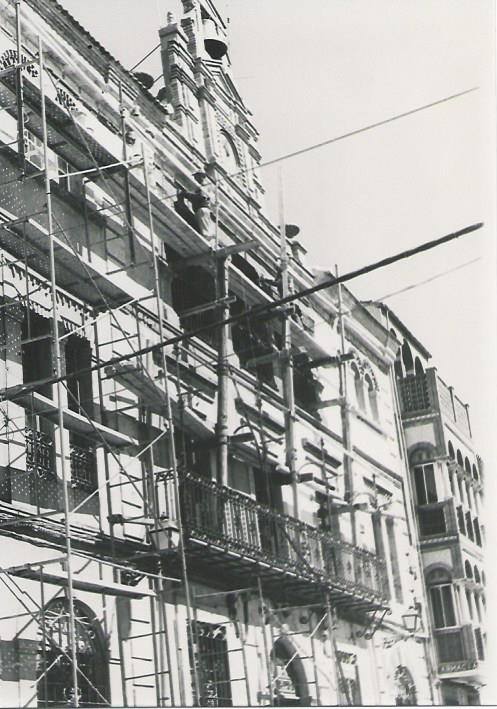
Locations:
159;0;264;207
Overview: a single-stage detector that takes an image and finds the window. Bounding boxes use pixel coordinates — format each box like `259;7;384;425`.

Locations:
58;156;74;191
352;363;365;411
456;506;465;535
37;599;109;707
464;560;473;579
401;341;414;375
413;464;437;505
456;450;463;468
22;309;53;399
365;374;379;422
430;584;456;628
474;519;482;547
188;620;232;707
465;512;474;542
219;131;240;175
65;335;93;417
448;441;455;460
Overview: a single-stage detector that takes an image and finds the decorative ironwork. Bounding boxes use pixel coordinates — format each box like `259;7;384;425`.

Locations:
70;443;97;491
188;620;232;707
398;373;430;414
25;427;55;480
171;472;388;601
37;599;109;707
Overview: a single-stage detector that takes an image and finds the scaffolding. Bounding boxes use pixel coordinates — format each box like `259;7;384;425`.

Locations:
0;3;393;707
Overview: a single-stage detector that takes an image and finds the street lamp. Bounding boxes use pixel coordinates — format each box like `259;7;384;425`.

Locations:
149;516;180;552
401;606;421;635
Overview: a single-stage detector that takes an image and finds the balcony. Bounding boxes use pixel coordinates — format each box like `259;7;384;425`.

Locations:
25;427;55;480
434;625;479;675
166;473;388;610
398;373;431;415
417;499;458;540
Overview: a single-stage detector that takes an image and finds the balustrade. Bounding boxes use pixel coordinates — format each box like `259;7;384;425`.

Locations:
175;472;387;600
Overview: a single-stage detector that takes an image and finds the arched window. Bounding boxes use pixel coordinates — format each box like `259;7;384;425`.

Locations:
448;441;455;460
456;450;463;468
464;560;473;579
464;457;471;476
37;599;109;707
365;374;379;421
448;471;455;497
426;568;456;629
394;666;417;706
272;636;311;706
401;341;414;375
351;363;365;411
219;130;240;174
465;512;474;542
474;518;482;547
472;464;479;481
414;357;424;376
474;566;481;584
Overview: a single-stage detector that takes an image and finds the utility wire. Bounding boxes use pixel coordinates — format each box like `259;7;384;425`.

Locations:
129;42;161;72
2;221;483;401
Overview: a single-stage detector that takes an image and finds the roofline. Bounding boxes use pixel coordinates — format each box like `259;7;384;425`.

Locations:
366;301;432;359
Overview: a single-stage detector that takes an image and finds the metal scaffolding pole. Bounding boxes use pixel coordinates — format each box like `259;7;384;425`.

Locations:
38;35;80;707
142;146;199;706
278;169;298;518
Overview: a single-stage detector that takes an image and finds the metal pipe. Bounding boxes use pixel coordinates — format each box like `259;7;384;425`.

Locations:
14;0;25;167
278;169;298;518
257;576;273;707
39;36;79;707
142;146;200;705
335;264;356;545
216;253;230;487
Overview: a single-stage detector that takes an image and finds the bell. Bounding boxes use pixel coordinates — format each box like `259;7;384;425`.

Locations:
203;18;227;60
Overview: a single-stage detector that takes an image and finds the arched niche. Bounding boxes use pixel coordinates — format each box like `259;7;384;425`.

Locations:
271;635;311;706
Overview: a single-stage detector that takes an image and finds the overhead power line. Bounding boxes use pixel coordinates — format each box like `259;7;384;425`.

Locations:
2;221;483;401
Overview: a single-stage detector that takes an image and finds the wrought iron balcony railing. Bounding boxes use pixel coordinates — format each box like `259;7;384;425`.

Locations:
398;373;431;415
25;427;55;479
175;472;388;601
69;443;97;491
417;499;458;539
434;625;478;674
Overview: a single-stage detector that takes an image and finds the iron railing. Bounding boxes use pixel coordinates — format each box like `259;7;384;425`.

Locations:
398;373;431;414
70;443;97;491
25;427;55;479
174;472;388;601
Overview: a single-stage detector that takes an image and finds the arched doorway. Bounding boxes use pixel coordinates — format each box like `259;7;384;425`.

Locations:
271;636;311;706
394;665;417;705
37;598;110;707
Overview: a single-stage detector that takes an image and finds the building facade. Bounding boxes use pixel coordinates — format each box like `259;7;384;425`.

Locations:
373;305;486;705
0;0;482;706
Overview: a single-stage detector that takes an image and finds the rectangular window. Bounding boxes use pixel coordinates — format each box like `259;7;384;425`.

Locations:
22;309;53;398
430;584;456;628
413;464;437;505
188;620;232;707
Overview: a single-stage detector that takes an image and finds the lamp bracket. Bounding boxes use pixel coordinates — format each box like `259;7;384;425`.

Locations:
355;606;391;640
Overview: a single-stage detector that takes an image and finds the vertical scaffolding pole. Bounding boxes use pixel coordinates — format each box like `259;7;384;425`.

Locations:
278;169;298;518
216;252;230;487
335;264;356;545
142;146;199;705
39;36;79;707
119;81;136;265
14;0;25;167
257;577;274;707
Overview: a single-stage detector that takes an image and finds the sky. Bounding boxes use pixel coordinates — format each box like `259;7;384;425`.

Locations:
48;0;496;695
56;0;496;467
